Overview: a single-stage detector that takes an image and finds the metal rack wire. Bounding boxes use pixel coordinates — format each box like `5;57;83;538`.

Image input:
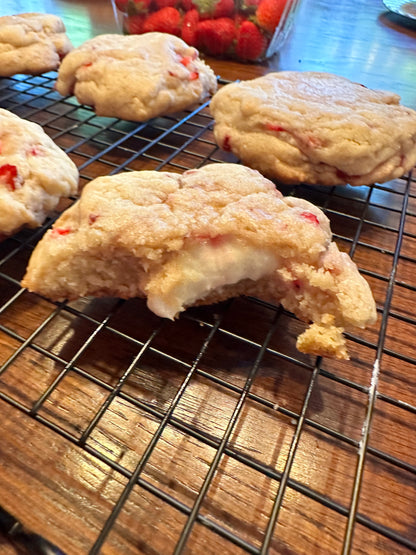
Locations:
0;72;415;555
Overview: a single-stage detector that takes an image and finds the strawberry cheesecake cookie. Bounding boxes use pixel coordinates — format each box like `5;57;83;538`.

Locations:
210;71;416;186
0;109;78;238
0;13;73;77
55;32;217;121
21;163;376;359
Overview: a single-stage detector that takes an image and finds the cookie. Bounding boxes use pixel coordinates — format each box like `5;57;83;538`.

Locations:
55;32;218;121
210;71;416;186
21;163;376;359
0;13;73;77
0;108;79;237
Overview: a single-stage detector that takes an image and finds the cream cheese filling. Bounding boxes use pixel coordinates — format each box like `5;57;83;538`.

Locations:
146;238;279;319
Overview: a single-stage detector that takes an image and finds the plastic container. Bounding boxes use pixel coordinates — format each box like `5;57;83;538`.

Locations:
112;0;301;62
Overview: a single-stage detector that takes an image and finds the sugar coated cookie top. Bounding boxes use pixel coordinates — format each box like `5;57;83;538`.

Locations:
210;71;416;186
22;163;376;358
56;32;218;121
0;108;78;236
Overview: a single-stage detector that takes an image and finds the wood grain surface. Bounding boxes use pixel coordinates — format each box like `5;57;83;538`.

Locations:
0;0;416;554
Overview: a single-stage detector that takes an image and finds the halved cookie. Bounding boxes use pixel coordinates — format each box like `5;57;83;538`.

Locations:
21;163;376;358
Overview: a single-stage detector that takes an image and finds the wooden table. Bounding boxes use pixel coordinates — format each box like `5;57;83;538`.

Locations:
0;1;415;554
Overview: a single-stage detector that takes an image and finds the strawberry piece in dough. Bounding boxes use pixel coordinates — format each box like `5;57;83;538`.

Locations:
0;164;20;191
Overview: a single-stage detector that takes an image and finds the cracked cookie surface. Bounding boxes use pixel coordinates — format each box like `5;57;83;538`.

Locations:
0;108;79;237
56;32;218;121
0;12;73;76
21;163;376;359
210;71;416;186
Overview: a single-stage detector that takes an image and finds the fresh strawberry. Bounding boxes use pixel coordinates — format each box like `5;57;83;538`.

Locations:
181;9;199;46
154;0;178;7
256;0;287;33
235;20;267;60
196;17;235;56
142;7;182;35
123;13;146;34
0;164;19;191
181;0;196;9
211;0;235;18
193;0;234;18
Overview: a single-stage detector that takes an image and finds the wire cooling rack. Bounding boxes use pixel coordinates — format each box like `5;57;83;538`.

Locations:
0;72;415;555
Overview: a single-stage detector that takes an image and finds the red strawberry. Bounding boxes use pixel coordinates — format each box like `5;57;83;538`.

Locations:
211;0;235;18
123;14;146;34
256;0;287;33
300;211;320;225
0;164;19;191
179;53;197;66
181;0;196;9
142;7;182;35
293;278;302;290
88;214;99;225
222;135;232;151
234;13;247;28
194;0;235;18
181;9;199;46
29;145;44;156
154;0;178;7
51;227;72;237
235;20;267;60
196;17;235;56
265;123;286;132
